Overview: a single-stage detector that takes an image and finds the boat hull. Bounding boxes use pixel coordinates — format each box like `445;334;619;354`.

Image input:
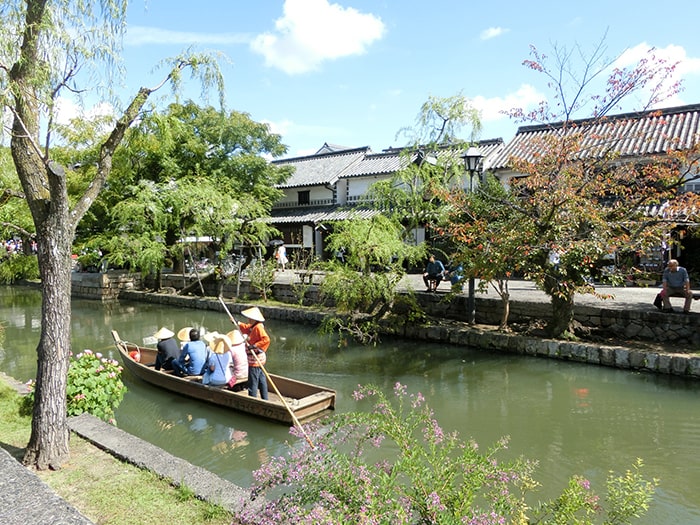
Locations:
111;330;335;425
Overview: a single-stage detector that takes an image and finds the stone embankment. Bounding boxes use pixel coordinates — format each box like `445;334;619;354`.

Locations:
119;288;700;379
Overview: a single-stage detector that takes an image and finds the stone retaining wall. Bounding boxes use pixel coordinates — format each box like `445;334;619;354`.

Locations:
118;289;700;379
71;271;140;301
82;271;700;346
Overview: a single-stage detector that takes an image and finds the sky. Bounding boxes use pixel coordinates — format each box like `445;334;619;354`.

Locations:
74;0;700;158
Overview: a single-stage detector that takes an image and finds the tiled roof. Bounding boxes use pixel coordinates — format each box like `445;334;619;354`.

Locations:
273;147;370;188
267;205;378;224
345;138;506;178
315;142;356;154
345;150;415;177
489;104;700;170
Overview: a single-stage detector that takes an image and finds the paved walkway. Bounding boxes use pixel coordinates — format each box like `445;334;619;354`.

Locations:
276;270;665;312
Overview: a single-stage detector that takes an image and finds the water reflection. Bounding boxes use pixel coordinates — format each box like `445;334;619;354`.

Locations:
0;286;698;524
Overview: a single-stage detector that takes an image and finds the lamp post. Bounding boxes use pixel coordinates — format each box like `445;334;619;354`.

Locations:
461;146;483;324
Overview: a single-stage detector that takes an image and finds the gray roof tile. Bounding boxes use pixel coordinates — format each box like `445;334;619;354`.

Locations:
268;205;379;224
490;104;700;170
273;147;370;188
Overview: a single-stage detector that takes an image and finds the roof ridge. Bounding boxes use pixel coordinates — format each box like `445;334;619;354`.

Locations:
515;103;700;135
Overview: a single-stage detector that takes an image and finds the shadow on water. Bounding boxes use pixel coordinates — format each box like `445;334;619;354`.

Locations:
0;287;698;523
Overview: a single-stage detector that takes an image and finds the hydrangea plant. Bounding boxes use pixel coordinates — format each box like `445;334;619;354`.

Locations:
24;349;126;425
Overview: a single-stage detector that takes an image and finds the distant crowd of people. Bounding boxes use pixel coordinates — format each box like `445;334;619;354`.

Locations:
1;238;37;255
149;306;272;400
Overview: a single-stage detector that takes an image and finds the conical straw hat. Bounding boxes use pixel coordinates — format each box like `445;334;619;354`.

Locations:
153;327;174;340
241;306;265;322
226;330;246;345
177;326;193;342
202;331;219;346
213;333;233;354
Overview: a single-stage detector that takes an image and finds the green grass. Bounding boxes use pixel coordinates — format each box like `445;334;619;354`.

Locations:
0;380;234;525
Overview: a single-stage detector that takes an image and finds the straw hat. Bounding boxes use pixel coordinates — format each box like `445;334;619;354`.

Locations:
212;333;233;354
177;326;193;342
202;331;219;346
226;330;247;345
153;327;174;340
241;306;265;322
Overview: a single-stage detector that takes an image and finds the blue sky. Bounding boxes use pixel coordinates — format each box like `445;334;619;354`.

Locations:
99;0;700;157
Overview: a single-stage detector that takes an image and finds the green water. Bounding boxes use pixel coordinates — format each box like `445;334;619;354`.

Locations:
0;286;698;523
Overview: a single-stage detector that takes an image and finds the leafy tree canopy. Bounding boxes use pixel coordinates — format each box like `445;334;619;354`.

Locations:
74;101;291;275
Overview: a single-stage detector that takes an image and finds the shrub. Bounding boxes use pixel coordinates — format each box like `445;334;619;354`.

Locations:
0;254;39;283
23;349;126;425
238;383;657;524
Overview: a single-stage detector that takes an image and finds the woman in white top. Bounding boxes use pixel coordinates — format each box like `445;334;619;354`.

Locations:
226;329;250;390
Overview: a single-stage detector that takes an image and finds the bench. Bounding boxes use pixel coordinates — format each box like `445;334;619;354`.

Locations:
653;290;700;312
295;271;324;285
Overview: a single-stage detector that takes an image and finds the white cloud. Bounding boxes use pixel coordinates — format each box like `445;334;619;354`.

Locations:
55;98;115;126
613;43;700;105
615;42;700;75
251;0;385;75
480;27;508;41
126;26;252;46
471;84;545;122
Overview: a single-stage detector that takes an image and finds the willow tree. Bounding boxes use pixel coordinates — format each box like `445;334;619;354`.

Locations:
1;0;224;470
368;94;482;240
83;102;290;281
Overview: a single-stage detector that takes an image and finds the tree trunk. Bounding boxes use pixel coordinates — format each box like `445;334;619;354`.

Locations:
499;291;511;331
22;205;73;470
543;275;575;338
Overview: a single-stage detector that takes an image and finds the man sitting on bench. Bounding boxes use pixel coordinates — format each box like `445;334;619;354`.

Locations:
659;259;693;314
423;254;446;292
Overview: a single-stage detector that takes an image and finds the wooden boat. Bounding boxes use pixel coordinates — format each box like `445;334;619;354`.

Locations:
111;330;336;425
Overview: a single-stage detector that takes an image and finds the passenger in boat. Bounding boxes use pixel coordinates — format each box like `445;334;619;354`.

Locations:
202;333;233;386
153;327;179;371
172;327;209;377
226;329;249;391
237;307;270;400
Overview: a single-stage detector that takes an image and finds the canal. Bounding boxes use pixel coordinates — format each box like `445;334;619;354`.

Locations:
0;285;698;523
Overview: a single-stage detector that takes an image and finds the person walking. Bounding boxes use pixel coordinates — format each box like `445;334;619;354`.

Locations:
275;244;288;272
237;307;271;399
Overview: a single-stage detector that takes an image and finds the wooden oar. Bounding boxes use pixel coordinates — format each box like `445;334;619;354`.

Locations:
217;296;315;448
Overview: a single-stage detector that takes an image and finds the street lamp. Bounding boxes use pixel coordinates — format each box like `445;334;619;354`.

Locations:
461;146;483;192
460;146;483;324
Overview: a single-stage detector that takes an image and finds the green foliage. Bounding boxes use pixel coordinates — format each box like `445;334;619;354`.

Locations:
247;257;277;301
75;102;289;276
605;459;658;525
23;350;126;425
0;254;39;283
318;215;424;343
321;265;397;314
0;147;35;253
240;384;657;524
396;92;482;145
324;215;422;278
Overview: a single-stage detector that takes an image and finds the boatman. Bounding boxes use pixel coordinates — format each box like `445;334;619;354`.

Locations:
237;307;270;400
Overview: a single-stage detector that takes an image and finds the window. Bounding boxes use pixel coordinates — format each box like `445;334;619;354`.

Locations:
298;190;310;205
